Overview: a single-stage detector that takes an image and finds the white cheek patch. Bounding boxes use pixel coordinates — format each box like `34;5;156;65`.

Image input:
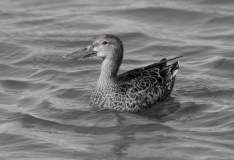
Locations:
93;46;98;52
93;45;106;58
94;47;102;57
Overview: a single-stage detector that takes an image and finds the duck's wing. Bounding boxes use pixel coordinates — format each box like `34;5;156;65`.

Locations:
117;56;181;111
118;56;182;84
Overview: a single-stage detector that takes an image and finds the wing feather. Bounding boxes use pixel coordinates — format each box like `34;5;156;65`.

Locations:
118;58;181;95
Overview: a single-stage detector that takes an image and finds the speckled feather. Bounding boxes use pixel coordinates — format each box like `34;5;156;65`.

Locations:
90;59;180;112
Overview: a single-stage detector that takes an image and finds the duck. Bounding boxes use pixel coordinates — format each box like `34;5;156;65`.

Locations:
63;34;182;112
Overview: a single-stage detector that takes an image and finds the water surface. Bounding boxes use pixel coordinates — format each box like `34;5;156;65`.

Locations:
0;0;234;159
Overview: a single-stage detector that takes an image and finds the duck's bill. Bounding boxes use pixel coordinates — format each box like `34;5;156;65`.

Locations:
63;46;97;60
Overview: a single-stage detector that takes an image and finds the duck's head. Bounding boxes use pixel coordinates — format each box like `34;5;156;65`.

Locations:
63;34;124;62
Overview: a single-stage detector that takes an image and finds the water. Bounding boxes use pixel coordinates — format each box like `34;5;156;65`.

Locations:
0;0;234;159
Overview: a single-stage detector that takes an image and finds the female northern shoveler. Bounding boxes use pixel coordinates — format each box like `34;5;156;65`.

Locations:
63;34;182;112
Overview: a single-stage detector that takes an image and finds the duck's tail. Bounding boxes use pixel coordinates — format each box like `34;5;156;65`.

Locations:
156;56;182;97
171;60;180;77
158;56;182;81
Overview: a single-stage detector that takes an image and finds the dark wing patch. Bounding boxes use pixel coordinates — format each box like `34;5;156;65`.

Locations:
118;59;166;82
118;69;143;81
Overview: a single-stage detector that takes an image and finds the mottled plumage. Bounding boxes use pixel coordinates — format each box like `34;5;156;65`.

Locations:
63;34;182;112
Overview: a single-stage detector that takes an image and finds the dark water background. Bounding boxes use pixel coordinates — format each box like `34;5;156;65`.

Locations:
1;0;234;159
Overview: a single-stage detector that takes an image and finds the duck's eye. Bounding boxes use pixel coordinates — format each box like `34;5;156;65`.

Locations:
102;41;108;45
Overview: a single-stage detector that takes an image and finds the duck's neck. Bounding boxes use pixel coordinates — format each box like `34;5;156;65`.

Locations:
97;58;120;87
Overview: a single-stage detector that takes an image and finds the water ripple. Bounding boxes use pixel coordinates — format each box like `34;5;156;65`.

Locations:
1;0;234;159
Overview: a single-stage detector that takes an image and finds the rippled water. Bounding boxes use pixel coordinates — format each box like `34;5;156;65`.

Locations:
1;0;234;159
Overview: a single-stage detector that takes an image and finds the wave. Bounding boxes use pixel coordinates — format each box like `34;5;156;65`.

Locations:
1;0;234;159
